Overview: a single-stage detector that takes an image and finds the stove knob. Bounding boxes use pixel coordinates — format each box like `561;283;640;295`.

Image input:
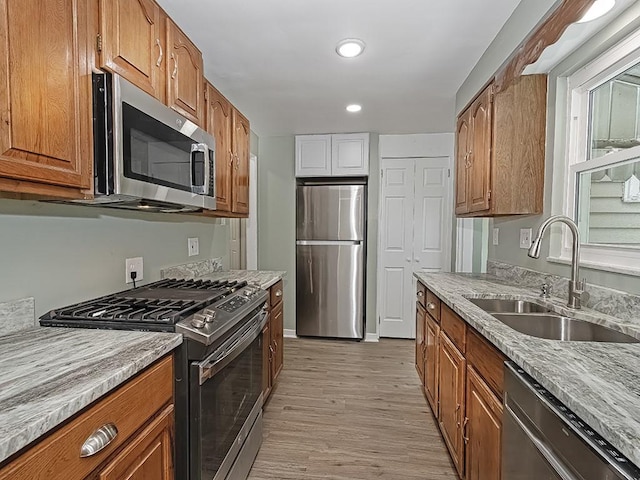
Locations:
203;309;217;322
191;314;207;329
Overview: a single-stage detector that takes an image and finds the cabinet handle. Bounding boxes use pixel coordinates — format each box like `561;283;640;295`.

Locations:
170;53;178;79
455;403;461;428
155;38;163;67
275;290;282;297
234;153;240;170
80;423;118;457
228;149;234;166
427;302;436;310
269;345;275;354
463;417;469;444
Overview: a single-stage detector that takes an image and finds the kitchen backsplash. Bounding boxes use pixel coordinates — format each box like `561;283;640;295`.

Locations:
0;298;35;335
488;260;640;322
160;258;224;279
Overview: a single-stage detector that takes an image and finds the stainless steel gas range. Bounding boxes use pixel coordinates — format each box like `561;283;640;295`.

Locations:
40;278;268;480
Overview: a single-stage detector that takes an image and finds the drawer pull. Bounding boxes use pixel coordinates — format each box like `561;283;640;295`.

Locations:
275;290;282;297
427;302;436;310
80;423;118;458
417;291;424;297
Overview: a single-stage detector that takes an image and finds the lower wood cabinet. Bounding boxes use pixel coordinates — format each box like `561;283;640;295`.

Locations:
0;355;174;480
437;332;466;478
465;366;502;480
416;281;504;480
263;279;284;402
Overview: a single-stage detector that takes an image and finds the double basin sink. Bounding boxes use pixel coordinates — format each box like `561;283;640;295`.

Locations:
467;298;639;343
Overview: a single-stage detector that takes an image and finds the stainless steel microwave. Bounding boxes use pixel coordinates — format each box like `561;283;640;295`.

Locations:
87;72;216;213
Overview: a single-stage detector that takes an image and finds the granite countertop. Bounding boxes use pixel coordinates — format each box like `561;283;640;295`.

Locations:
0;327;182;464
415;272;640;467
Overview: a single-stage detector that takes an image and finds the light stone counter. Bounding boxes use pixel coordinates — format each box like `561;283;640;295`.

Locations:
0;327;182;464
415;272;640;467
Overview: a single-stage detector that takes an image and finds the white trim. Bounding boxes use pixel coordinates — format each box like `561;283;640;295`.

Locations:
455;218;474;272
365;333;379;342
283;329;297;338
246;154;258;270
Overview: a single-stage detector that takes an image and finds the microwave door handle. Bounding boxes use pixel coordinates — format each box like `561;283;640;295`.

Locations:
190;143;208;194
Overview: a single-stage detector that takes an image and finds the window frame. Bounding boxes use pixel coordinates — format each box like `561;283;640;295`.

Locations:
554;28;640;275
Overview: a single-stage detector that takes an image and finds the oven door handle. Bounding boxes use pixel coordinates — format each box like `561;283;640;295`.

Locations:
198;309;268;385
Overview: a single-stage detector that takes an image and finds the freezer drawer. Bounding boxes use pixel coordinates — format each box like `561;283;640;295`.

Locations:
296;243;364;339
296;185;365;241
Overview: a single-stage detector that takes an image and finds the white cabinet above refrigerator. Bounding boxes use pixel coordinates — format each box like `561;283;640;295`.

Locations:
295;133;369;177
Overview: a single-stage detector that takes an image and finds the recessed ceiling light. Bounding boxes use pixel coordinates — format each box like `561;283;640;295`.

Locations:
577;0;615;23
346;104;362;113
336;39;366;58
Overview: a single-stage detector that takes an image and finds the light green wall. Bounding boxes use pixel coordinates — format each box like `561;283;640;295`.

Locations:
0;199;229;318
257;134;379;335
461;0;640;294
257;136;296;331
250;130;259;157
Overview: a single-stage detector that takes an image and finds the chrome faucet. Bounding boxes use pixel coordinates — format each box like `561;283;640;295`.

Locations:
528;215;587;309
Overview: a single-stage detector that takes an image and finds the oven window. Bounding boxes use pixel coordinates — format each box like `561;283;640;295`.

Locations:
122;102;194;192
193;333;262;478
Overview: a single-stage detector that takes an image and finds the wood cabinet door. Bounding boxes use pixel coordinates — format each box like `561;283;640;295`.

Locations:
205;83;232;212
166;19;203;126
0;0;92;197
271;300;284;383
232;108;250;215
468;85;493;213
331;133;369;176
455;110;471;215
415;302;426;382
465;366;503;480
99;405;174;480
438;332;466;478
295;135;332;177
99;0;165;101
262;321;272;401
424;313;440;416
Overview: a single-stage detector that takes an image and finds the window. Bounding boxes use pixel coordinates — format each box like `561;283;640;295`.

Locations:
559;29;640;274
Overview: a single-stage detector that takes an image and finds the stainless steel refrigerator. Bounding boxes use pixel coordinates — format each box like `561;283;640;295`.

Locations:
296;182;366;339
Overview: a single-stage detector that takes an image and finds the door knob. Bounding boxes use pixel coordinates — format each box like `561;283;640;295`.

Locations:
415;258;420;263
406;257;411;262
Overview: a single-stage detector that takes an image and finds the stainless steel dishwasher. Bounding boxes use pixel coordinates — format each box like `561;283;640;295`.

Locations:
503;362;640;480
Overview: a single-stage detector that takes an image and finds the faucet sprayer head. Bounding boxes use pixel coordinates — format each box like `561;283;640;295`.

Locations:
528;236;543;259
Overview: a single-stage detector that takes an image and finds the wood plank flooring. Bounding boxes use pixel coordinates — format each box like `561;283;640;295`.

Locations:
248;338;458;480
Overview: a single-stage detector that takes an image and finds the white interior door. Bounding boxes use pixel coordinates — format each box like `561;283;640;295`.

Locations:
413;158;452;272
378;157;453;339
379;159;415;339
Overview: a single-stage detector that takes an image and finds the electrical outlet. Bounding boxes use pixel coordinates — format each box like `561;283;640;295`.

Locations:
188;237;199;256
492;228;499;246
125;257;144;283
519;228;532;249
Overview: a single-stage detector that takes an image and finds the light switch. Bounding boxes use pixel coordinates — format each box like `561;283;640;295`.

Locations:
492;228;499;246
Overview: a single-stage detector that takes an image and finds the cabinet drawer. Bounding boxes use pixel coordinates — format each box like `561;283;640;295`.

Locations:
270;280;283;308
426;289;441;322
441;304;466;353
416;282;426;308
466;328;506;398
0;355;173;480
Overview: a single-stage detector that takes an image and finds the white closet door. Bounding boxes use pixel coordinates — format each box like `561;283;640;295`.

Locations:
413;158;452;272
379;158;415;339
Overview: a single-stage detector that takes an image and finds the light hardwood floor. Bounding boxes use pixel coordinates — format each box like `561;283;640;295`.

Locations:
248;338;458;480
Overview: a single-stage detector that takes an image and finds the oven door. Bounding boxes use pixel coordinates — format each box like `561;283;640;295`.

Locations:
190;309;267;480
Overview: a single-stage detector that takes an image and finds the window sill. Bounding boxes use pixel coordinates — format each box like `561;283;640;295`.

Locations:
546;255;640;278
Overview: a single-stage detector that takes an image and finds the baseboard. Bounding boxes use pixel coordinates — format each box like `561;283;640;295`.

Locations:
283;329;297;338
364;333;379;342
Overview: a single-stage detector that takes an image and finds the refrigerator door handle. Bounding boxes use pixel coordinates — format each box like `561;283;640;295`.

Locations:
296;240;362;246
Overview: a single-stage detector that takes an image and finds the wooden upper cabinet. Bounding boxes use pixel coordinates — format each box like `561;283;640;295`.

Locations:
455;110;471;215
99;0;165;102
205;83;233;212
0;0;92;198
232;108;250;215
465;366;503;480
166;19;204;126
468;86;492;213
455;75;546;217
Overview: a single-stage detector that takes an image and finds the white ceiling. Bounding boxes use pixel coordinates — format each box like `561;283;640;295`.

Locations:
156;0;523;136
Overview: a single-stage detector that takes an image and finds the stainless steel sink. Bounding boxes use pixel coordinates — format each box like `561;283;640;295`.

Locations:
468;298;551;314
492;313;639;343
